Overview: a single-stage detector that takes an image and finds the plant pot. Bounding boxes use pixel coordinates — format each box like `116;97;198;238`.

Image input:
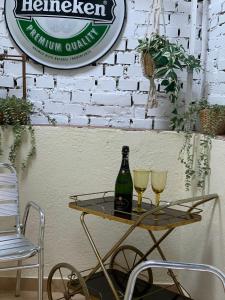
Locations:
0;111;28;125
199;108;225;135
141;52;155;78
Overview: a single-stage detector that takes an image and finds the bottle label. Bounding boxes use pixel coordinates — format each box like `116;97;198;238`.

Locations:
114;195;131;212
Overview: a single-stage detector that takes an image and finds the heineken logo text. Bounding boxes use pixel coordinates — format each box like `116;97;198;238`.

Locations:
14;0;116;23
6;0;125;68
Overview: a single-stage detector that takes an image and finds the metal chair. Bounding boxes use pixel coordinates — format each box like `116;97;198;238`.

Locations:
124;260;225;300
0;163;45;300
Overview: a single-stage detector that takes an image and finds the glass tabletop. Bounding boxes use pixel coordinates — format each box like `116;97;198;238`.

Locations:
69;192;202;231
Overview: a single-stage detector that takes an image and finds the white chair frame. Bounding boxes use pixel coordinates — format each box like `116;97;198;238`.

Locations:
124;260;225;300
0;163;45;300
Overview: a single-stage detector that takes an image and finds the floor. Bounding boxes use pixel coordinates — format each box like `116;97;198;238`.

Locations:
0;285;178;299
0;291;48;300
0;291;92;299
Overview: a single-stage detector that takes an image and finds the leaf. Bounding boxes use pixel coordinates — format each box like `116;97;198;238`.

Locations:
169;94;177;103
161;51;171;59
172;108;178;115
155;67;168;78
161;79;169;86
173;61;183;70
164;81;176;92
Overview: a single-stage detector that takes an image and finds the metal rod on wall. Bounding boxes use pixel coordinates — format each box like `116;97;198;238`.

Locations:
22;54;27;99
185;0;198;110
0;54;27;99
190;0;198;54
200;0;209;99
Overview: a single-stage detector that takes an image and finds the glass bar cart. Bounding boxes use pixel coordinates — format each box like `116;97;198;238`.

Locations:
47;191;218;300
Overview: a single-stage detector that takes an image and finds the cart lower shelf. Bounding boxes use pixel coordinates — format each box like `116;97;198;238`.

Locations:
85;269;193;300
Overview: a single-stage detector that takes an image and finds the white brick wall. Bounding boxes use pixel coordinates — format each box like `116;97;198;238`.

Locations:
97;78;116;91
0;0;203;129
92;92;131;106
0;75;14;88
71;91;91;104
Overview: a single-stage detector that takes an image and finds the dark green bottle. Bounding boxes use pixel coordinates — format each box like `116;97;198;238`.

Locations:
114;146;133;213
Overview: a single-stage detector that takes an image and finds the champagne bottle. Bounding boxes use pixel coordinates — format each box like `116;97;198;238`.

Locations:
114;146;133;214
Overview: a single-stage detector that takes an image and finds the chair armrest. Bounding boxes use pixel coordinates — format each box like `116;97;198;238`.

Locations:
21;201;45;248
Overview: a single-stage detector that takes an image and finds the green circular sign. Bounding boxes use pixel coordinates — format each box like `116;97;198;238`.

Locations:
5;0;126;69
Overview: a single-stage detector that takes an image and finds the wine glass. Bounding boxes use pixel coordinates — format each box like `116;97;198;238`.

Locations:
133;169;150;213
151;170;167;214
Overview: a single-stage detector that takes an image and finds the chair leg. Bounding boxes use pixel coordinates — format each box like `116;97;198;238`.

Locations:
38;250;44;300
15;261;22;297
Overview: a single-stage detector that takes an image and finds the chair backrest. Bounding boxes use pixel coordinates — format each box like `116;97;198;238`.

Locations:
0;163;20;235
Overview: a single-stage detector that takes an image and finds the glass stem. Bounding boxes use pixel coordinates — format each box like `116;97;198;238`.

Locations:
155;193;160;207
137;192;143;210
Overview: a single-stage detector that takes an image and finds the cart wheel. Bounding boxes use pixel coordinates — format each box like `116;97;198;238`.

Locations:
47;262;91;300
109;245;153;297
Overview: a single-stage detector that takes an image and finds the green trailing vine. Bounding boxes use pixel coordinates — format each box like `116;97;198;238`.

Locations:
0;96;56;169
179;132;211;191
136;34;201;129
179;132;195;190
197;135;211;190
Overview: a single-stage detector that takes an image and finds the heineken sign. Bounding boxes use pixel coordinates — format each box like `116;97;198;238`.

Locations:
5;0;125;69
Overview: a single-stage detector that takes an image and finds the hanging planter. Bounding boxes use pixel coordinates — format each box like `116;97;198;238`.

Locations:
199;107;225;135
136;0;164;110
141;52;155;78
136;34;201;129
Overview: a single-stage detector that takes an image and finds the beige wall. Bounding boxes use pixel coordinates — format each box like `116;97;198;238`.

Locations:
1;127;224;299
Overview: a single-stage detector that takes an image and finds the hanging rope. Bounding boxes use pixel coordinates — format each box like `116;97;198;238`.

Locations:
160;0;167;36
144;0;166;115
153;0;161;34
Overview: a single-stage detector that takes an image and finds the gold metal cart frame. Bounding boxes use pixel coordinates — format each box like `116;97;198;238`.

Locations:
67;191;218;300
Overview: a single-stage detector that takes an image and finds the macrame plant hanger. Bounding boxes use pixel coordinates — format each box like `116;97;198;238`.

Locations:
144;0;166;116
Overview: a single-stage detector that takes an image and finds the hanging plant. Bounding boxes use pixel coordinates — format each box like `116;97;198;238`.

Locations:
0;96;56;169
136;34;201;129
178;100;225;191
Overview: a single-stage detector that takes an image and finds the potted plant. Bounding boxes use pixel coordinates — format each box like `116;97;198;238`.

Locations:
199;104;225;135
136;34;201;129
178;100;225;191
0;96;56;169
